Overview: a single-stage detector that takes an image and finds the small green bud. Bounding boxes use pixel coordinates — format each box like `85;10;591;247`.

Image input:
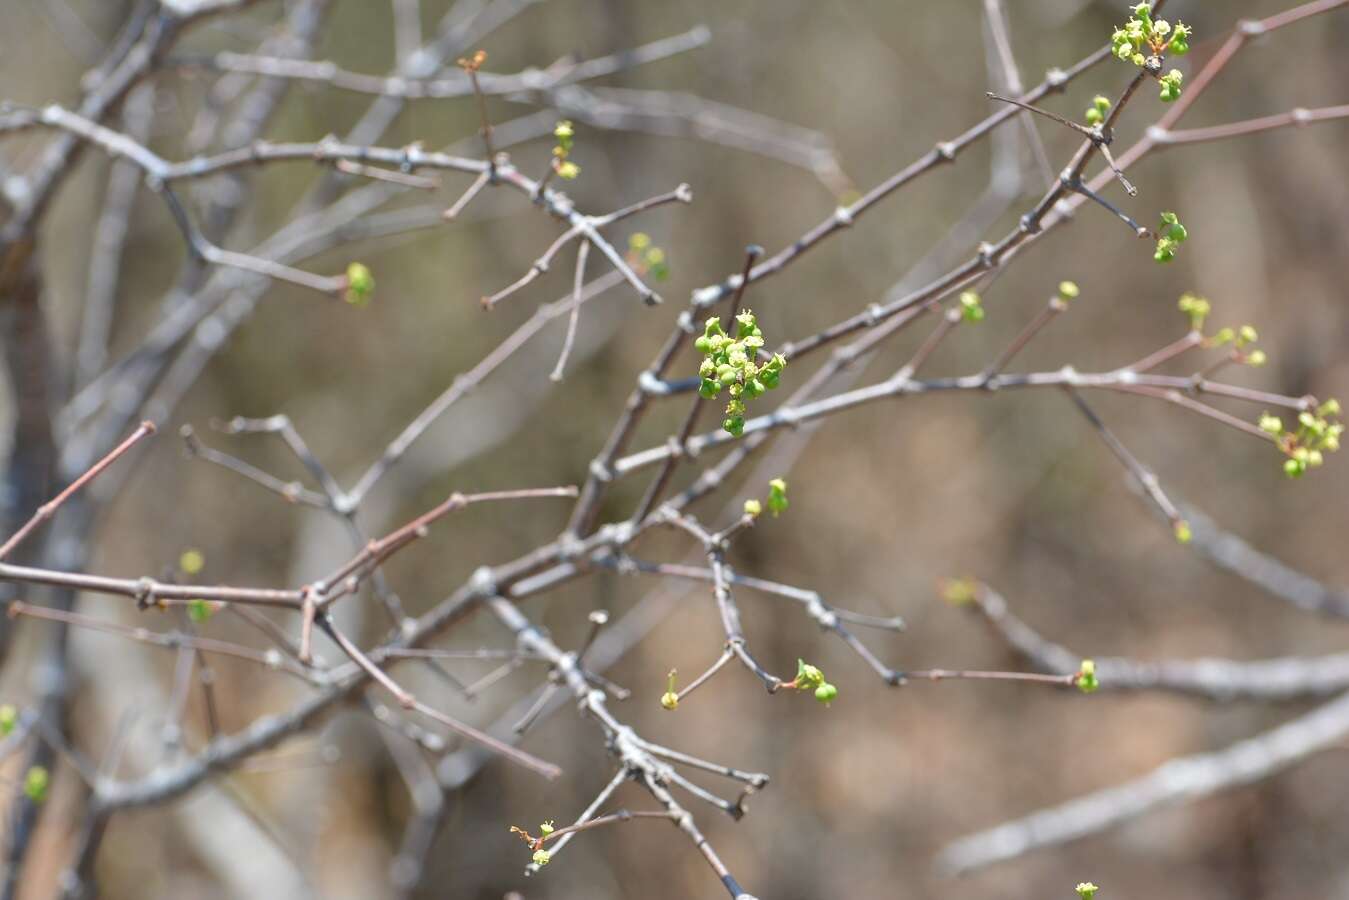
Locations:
187;599;213;624
1075;659;1099;694
1076;884;1100;900
0;704;16;736
1284;458;1305;478
743;499;763;518
1318;398;1341;417
532;849;551;867
723;416;744;437
1245;349;1267;367
179;549;205;575
1173;520;1192;544
1085;107;1104;126
23;766;49;804
345;262;375;306
940;576;978;606
1093;95;1112;114
796;659;825;689
959;291;984;323
698;379;720;399
1058;281;1080;301
539;820;555;836
556;161;581;180
767;478;788;516
1258;413;1283;436
630;232;652;252
814;683;838;705
1237;324;1258;346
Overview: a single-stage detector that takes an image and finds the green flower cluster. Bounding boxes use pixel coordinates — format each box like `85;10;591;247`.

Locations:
1076;883;1100;900
793;659;839;705
1112;4;1189;101
1154;211;1188;263
0;703;16;736
1112;3;1190;69
1180;294;1267;367
553;120;580;181
1260;399;1343;478
694;310;786;437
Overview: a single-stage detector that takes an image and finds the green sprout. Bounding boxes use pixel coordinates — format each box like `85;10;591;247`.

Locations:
694;310;786;437
1084;95;1111;127
345;262;375;306
743;498;763;519
1173;519;1192;544
1112;7;1191;86
1268;399;1343;478
1076;883;1100;900
553;120;580;180
1178;292;1210;330
1154;211;1188;263
767;478;789;517
24;766;49;804
1058;281;1081;302
660;669;679;710
791;659;839;706
959;290;985;323
0;704;16;736
1075;659;1099;694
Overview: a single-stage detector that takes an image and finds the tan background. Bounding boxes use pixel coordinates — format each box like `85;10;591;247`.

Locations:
2;0;1349;897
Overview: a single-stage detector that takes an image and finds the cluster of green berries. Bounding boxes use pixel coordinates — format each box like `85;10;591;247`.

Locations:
628;233;669;282
792;659;839;705
345;262;375;306
552;120;580;181
1260;399;1343;478
694;310;786;437
1084;95;1112;127
1157;68;1185;103
1075;659;1099;694
1154;211;1188;263
1112;4;1190;102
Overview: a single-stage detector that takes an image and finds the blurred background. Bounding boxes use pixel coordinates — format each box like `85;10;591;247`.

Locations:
2;0;1349;897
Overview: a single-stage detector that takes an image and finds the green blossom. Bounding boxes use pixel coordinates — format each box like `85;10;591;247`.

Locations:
696;312;786;436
